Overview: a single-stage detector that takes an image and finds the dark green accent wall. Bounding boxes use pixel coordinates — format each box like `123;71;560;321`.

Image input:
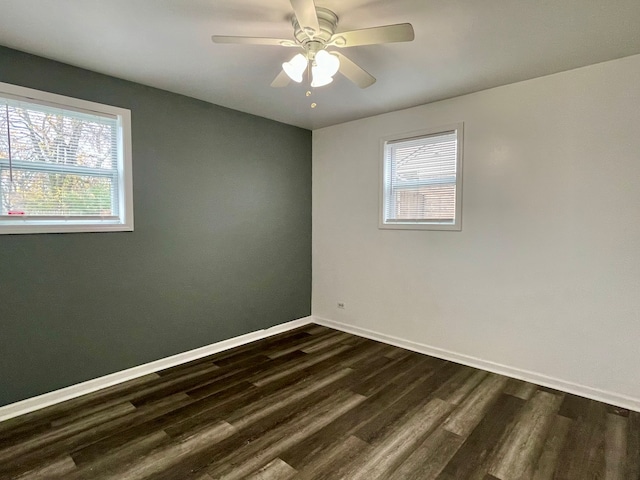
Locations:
0;46;312;407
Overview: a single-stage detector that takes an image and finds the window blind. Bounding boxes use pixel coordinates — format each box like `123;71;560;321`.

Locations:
384;130;458;223
0;96;119;217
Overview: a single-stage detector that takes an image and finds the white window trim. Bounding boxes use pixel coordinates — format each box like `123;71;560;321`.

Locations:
379;122;463;231
0;81;133;235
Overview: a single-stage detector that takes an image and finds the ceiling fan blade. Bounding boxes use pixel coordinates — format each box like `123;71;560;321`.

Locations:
329;23;415;48
290;0;320;35
271;70;291;88
211;36;298;47
334;52;376;89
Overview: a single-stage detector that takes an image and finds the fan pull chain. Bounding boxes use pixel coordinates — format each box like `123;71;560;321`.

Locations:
305;89;316;109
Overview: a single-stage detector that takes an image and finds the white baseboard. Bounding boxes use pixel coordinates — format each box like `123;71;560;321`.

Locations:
0;316;314;422
313;316;640;412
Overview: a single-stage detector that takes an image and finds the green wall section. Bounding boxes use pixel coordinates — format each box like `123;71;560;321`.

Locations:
0;46;312;406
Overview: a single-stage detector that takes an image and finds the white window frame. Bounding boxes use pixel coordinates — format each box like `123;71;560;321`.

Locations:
379;123;463;231
0;82;133;235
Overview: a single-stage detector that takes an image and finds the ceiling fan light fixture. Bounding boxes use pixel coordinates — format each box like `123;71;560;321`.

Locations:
282;53;307;83
212;3;415;90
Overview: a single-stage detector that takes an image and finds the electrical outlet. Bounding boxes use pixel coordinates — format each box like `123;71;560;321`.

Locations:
337;302;345;309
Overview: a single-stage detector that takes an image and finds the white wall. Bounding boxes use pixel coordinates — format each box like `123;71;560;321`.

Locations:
313;54;640;405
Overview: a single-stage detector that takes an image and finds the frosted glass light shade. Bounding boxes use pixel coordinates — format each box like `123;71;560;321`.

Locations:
311;65;334;87
282;53;307;83
315;50;340;77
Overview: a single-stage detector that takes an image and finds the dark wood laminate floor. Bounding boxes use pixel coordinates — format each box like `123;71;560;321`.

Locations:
1;325;639;480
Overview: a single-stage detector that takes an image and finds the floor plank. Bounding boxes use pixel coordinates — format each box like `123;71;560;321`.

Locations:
554;397;608;478
345;398;454;480
437;393;525;480
627;411;640;479
441;373;509;437
246;458;297;480
605;413;628;480
387;427;464;480
487;390;564;479
531;414;572;480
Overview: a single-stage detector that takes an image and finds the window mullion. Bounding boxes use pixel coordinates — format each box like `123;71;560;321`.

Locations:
0;159;116;178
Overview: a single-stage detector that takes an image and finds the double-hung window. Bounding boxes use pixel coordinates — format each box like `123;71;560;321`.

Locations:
380;124;463;230
0;82;133;234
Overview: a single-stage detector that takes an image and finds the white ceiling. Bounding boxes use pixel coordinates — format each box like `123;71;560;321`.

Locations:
0;0;639;130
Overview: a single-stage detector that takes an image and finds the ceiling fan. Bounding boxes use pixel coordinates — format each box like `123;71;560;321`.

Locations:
211;0;415;89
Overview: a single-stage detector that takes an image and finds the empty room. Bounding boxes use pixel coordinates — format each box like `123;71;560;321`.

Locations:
0;0;639;478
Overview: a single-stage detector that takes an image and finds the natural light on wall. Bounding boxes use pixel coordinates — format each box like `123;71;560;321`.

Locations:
0;82;133;235
380;124;463;231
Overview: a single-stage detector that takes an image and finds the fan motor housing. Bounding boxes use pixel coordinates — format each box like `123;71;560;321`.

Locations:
292;7;338;47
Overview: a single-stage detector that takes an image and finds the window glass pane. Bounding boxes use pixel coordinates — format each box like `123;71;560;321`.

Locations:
1;168;115;216
393;184;456;221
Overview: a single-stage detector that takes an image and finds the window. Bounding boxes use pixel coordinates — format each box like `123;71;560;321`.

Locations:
380;124;463;230
0;82;133;234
